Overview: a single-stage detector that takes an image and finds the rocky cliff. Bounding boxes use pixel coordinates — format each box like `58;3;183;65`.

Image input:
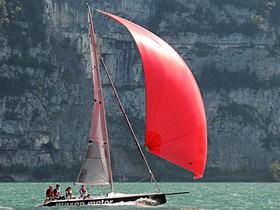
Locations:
0;0;280;181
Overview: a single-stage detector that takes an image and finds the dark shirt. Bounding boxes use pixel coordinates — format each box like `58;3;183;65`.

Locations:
46;189;53;197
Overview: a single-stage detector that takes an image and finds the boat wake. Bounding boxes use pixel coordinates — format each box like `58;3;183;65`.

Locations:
101;196;159;207
105;201;136;206
104;199;159;207
135;197;160;206
0;207;14;210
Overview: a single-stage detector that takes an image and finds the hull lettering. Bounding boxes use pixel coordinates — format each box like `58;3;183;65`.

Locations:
55;200;113;206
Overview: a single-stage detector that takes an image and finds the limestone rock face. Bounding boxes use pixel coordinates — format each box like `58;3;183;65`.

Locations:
0;0;280;181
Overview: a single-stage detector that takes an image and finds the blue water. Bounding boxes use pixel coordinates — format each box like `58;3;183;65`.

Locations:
0;182;279;209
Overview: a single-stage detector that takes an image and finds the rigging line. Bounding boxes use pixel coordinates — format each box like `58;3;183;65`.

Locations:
100;56;161;192
138;176;150;182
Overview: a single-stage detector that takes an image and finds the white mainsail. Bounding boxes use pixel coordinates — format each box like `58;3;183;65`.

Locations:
75;7;113;190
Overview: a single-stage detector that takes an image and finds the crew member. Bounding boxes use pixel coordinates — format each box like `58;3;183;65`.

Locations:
44;185;54;204
79;185;90;199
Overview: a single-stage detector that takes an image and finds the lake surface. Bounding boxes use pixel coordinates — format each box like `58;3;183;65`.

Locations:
0;182;279;209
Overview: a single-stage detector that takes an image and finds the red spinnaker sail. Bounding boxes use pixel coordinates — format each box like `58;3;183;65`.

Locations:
100;11;207;178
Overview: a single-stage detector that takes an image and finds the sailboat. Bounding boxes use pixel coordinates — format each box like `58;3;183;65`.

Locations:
42;5;207;207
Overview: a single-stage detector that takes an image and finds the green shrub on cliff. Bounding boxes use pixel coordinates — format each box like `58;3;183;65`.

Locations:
268;161;280;181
